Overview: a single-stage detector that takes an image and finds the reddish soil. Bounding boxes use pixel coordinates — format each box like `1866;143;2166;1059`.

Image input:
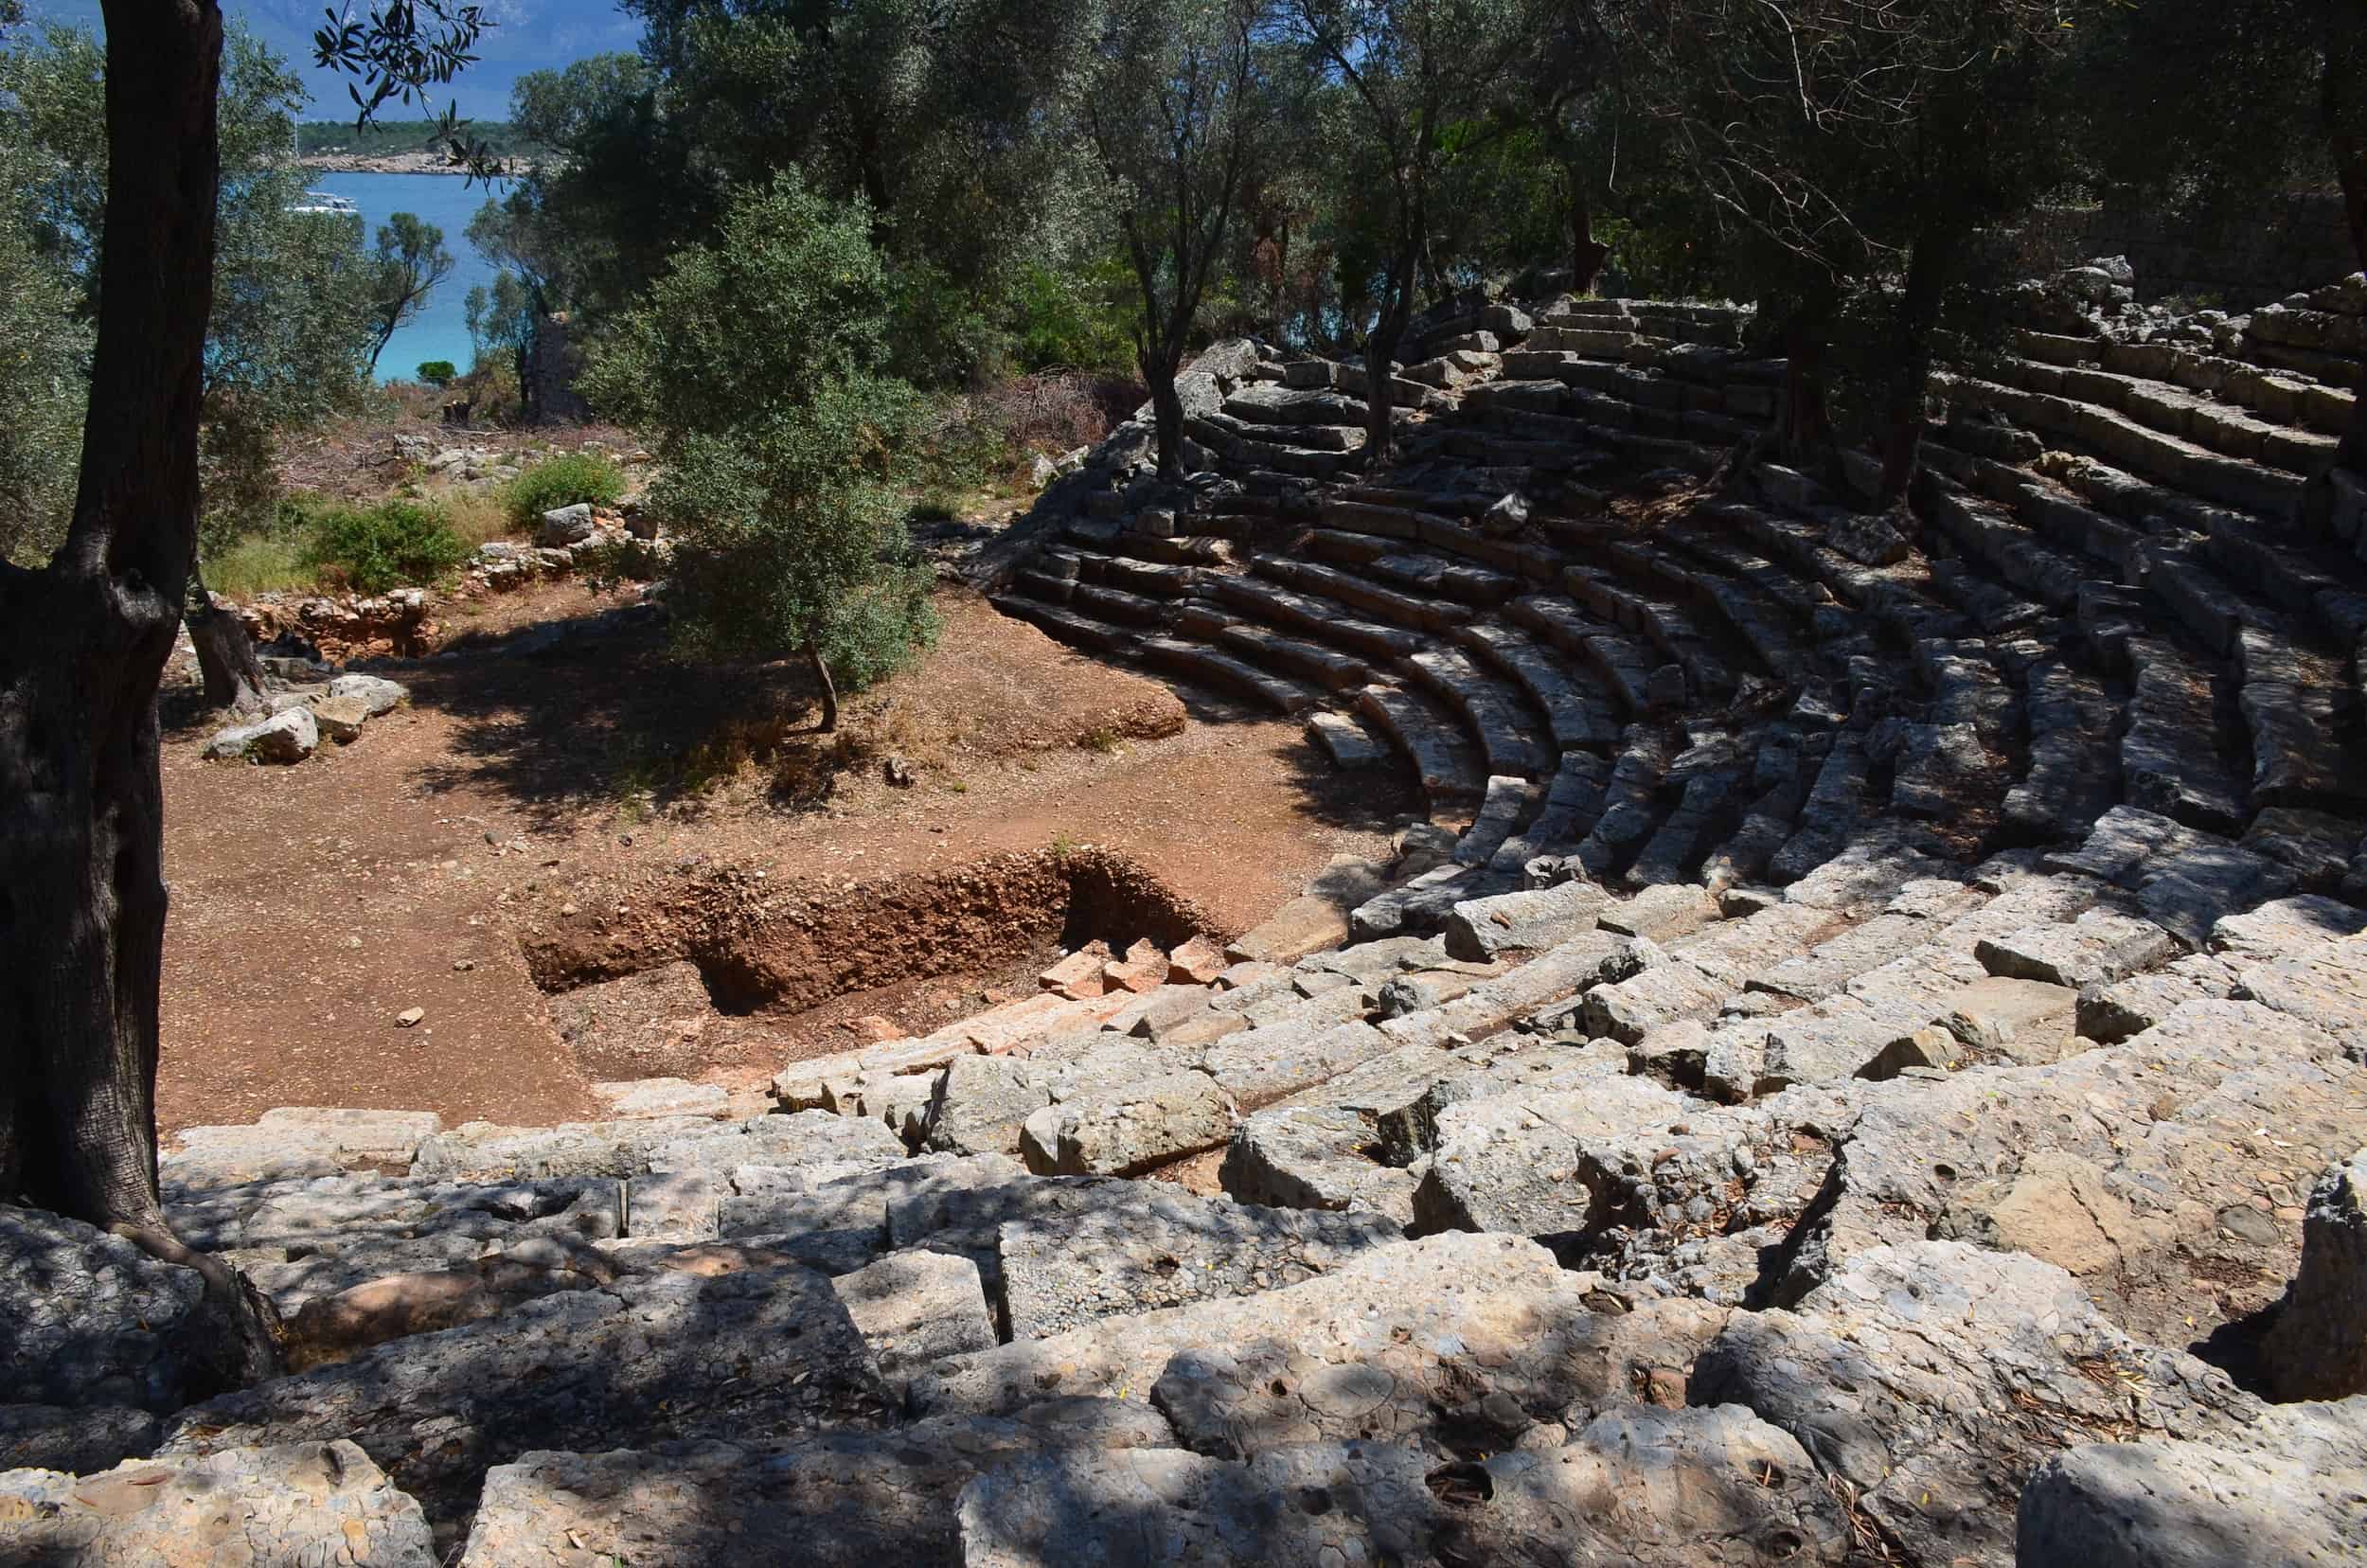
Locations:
156;583;1413;1137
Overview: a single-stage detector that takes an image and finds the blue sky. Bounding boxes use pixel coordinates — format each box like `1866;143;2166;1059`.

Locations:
27;0;642;118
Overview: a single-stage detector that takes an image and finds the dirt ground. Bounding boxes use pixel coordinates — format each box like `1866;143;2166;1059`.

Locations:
156;583;1413;1137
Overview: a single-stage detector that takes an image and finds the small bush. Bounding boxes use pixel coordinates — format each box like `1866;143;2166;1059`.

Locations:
305;498;468;593
416;359;458;387
502;450;625;526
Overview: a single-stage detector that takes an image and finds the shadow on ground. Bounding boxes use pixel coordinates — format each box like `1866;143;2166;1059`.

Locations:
304;592;1418;840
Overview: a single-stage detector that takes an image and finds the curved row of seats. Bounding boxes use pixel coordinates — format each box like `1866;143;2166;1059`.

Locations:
989;290;2367;931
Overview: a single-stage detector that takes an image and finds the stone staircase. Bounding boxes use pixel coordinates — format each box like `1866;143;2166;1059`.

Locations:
9;797;2360;1563
9;276;2367;1565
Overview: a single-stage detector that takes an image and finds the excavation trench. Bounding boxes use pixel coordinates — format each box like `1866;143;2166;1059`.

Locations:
518;847;1224;1082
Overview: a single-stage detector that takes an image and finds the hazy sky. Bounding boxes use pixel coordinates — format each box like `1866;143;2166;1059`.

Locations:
27;0;644;118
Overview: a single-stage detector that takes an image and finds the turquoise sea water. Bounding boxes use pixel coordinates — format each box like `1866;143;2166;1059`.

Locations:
307;170;513;383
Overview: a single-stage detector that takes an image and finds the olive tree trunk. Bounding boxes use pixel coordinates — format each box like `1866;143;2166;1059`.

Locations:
1141;345;1189;486
1877;229;1950;508
1569;175;1610;296
1361;233;1422;469
0;0;280;1388
806;636;839;733
186;571;268;714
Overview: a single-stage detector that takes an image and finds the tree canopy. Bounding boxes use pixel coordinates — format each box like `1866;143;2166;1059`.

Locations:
0;20;381;557
584;172;938;724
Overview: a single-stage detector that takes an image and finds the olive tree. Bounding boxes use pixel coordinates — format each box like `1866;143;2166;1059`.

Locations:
1633;0;2096;502
0;0;489;1386
5;20;387;708
1080;0;1271;481
1283;0;1542;464
583;172;937;730
365;211;455;371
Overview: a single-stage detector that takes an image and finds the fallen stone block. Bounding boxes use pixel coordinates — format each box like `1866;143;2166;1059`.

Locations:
1750;911;1958;1002
1441;879;1610;961
457;1400;1174;1568
1409;1078;1690;1256
1567;1088;1859;1303
998;1179;1398;1340
1938;975;2078;1061
830;1249;996;1385
1977;906;2178;987
0;1205;206;1414
0;1440;435;1565
1219;1106;1418;1225
202;705;318;763
1381;932;1662;1051
1371;1040;1628;1163
1698;1241;2263;1568
2074;953;2240;1042
409;1115;735;1182
309;692;372;741
1579;961;1729;1044
0;1403;160;1476
2017;1397;2367;1568
648;1109;909;1175
1037;943;1110;999
917;1058;1054;1157
329;673;407;715
160;1264;897;1530
713;1162;896;1272
165;1107;445;1191
909;1232;1578;1422
1017;1070;1231;1175
1103;937;1171;993
1167;935;1229;984
2259;1147;2367;1400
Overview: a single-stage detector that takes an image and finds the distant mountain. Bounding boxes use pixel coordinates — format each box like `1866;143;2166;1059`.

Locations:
23;0;642;119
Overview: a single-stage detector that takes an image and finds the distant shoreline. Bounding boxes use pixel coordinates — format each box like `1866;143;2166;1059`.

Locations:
298;151;480;176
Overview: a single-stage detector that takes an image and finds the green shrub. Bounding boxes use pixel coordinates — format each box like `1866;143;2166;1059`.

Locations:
305;498;468;593
1006;257;1137;375
416;359;458;386
586;172;941;700
502;450;626;526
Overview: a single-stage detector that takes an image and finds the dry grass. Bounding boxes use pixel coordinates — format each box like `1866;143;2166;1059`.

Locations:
208;533;318;597
443;489;516;548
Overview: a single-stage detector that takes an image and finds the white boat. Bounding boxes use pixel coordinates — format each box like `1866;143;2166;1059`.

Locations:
287;191;362;217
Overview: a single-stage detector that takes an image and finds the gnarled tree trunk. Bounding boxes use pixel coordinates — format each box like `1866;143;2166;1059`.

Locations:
186;570;268;714
0;0;280;1388
1142;344;1187;486
805;635;839;734
1569;173;1610;296
1878;229;1950;508
1362;233;1421;470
